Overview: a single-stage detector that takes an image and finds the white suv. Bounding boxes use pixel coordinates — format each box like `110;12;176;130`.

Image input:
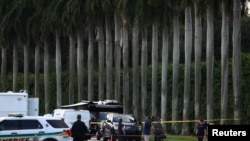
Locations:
0;115;72;141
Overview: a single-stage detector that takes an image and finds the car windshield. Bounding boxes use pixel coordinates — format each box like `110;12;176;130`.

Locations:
113;115;136;123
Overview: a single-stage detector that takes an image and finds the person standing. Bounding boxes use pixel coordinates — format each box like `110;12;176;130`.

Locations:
152;117;163;141
118;118;125;141
143;116;151;141
195;119;207;141
71;114;88;141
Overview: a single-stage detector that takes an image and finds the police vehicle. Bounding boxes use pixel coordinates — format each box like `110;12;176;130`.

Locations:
0;114;72;141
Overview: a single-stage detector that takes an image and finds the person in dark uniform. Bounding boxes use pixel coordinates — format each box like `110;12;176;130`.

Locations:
118;118;125;141
71;114;88;141
152;117;163;141
195;119;207;141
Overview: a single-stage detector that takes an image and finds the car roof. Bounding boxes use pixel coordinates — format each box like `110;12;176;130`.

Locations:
0;115;62;121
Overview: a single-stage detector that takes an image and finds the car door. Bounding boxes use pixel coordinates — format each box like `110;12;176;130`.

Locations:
0;119;44;140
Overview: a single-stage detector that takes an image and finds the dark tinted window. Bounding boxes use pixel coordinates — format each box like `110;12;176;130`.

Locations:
0;120;19;130
20;120;43;129
47;120;69;128
0;119;42;130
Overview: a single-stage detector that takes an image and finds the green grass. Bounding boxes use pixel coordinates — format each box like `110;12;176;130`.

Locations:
148;134;197;141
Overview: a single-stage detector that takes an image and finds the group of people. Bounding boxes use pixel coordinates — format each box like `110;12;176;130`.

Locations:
143;116;165;141
70;114;208;141
142;116;209;141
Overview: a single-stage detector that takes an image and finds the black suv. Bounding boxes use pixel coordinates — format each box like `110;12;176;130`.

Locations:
102;113;142;141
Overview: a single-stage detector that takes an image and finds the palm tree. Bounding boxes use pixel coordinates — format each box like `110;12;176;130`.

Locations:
182;1;193;135
38;0;52;111
97;22;105;100
0;48;6;91
232;0;242;124
194;0;204;132
31;0;50;98
206;0;215;122
114;11;122;102
220;0;231;125
0;0;7;92
122;16;129;114
137;0;151;120
151;21;159;117
48;0;67;106
13;43;18;92
141;27;148;119
103;0;115;99
170;0;181;134
34;44;40;98
88;26;94;101
86;0;105;100
161;0;170;131
43;35;50;113
0;0;20;92
132;24;139;118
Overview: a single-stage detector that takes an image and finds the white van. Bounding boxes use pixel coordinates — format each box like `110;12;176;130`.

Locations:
52;109;91;129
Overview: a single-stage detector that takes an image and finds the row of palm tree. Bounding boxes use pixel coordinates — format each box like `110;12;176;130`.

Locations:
0;0;245;134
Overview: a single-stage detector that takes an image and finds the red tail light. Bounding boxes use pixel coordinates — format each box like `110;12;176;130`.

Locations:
64;129;71;136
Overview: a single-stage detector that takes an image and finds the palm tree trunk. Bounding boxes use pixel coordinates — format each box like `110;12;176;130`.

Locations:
232;0;242;124
132;24;139;118
182;6;192;135
105;13;113;99
88;26;94;101
24;44;29;91
161;24;169;132
34;45;40;97
122;19;129;114
171;12;180;134
1;48;7;91
56;30;62;106
141;28;148;120
97;21;105;100
194;1;202;132
220;0;229;125
13;41;18;92
77;28;84;102
152;22;159;116
114;12;121;102
206;0;214;122
44;36;50;113
69;35;76;104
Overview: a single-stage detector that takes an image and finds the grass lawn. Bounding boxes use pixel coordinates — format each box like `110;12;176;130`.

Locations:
148;134;198;141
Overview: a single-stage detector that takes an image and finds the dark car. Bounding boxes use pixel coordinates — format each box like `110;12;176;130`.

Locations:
102;113;142;141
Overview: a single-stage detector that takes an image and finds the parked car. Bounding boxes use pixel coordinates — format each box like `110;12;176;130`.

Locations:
102;113;142;141
52;109;91;128
0;114;72;141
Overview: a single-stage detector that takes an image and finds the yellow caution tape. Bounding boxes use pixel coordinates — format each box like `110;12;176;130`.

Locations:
90;118;240;124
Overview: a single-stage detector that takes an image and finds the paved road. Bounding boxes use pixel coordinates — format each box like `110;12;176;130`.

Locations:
89;137;102;141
